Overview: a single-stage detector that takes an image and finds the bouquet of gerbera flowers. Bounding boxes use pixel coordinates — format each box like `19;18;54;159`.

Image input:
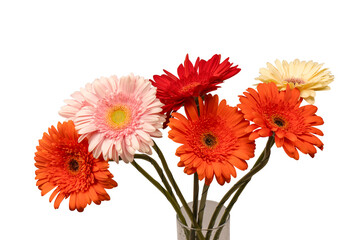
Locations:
34;54;333;240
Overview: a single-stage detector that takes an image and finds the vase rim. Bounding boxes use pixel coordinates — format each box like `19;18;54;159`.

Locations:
176;200;230;231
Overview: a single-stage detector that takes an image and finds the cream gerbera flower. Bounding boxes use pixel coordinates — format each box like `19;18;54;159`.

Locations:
256;59;334;104
59;74;165;163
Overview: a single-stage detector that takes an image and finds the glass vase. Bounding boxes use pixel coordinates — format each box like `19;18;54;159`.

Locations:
176;200;230;240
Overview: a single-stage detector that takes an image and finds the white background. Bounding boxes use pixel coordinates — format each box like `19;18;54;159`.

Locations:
1;0;359;239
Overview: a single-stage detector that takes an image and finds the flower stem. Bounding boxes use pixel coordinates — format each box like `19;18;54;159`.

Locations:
193;173;199;219
152;140;205;240
205;135;275;240
190;173;199;240
134;153;179;208
130;160;187;226
197;183;210;228
134;154;191;237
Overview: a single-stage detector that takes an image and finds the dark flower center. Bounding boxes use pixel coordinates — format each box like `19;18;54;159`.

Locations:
69;159;80;172
273;117;286;127
202;133;217;147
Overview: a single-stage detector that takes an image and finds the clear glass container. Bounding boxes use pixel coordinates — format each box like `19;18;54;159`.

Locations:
176;200;230;240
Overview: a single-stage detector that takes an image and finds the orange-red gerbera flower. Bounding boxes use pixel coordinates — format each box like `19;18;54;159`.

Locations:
238;82;324;160
168;95;255;185
34;121;118;212
151;54;240;127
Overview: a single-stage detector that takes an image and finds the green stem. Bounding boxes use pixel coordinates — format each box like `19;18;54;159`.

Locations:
193;173;199;220
130;160;187;226
134;154;179;209
205;135;275;240
191;173;200;240
197;183;210;228
212;181;249;240
152;140;205;240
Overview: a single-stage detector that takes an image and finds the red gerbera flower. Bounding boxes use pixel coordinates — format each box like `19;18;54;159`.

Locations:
151;54;240;127
238;82;324;160
168;95;255;185
34;121;118;212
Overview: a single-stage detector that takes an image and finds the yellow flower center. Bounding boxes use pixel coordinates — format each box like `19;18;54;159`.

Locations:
111;109;126;124
107;105;131;129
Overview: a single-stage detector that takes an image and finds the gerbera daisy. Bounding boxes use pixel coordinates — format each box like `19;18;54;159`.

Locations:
256;59;334;104
151;54;241;126
238;82;324;160
168;95;255;185
59;74;165;163
34;121;118;212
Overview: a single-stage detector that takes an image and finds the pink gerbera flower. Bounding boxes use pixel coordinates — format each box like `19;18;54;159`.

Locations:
59;74;165;163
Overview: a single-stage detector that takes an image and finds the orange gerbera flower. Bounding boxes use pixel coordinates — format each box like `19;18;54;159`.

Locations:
168;95;255;185
238;82;324;160
34;121;117;212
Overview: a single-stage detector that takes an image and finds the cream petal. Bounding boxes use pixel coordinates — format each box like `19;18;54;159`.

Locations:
59;106;79;119
107;143;115;160
140;115;161;124
101;138;113;157
142;123;156;133
121;141;134;163
145;146;152;155
92;142;103;159
146;107;163;114
70;91;85;101
119;151;128;163
130;134;140;150
135;130;151;142
77;124;98;135
140;141;151;154
64;99;82;107
125;144;135;155
150;129;162;138
92;78;107;98
125;136;131;146
78;133;88;143
80;88;99;106
300;90;313;98
76;106;95;118
112;147;119;163
143;92;157;103
145;100;164;109
88;133;103;152
115;140;122;152
106;76;118;93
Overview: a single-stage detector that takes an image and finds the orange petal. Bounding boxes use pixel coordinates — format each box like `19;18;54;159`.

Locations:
69;193;77;211
40;182;55;196
184;100;199;121
228;156;248;170
49;187;60;202
54;193;65;209
258;128;272;137
215;174;225;185
197;162;207;176
285;132;298;142
205;165;214;181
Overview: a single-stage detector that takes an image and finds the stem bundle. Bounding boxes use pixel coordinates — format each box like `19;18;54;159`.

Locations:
125;135;275;240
